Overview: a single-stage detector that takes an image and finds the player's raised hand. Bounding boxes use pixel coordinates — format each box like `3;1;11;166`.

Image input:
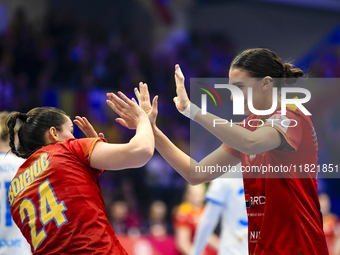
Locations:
134;82;158;126
107;91;148;129
174;64;190;111
74;116;105;138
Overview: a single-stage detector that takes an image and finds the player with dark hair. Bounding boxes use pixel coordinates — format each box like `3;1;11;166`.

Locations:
6;92;154;254
133;49;328;254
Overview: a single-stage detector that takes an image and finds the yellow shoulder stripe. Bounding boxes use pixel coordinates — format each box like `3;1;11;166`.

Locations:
286;96;298;111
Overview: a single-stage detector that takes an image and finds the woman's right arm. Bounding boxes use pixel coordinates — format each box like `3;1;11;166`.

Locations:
89;91;154;170
153;125;240;184
135;83;240;185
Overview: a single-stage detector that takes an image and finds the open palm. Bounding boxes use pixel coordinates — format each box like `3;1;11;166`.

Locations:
174;64;190;111
134;82;158;126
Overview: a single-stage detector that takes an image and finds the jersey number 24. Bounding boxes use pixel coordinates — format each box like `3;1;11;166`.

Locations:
19;178;68;251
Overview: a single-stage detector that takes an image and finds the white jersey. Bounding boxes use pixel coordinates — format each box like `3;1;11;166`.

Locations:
206;172;248;255
0;152;31;255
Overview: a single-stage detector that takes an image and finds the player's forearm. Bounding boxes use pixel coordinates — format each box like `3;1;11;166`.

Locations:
152;125;234;184
128;116;155;166
152;125;194;182
194;110;258;154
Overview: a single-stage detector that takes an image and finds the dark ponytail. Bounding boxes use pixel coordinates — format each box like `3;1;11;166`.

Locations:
6;112;22;157
282;63;304;85
231;48;304;87
6;107;68;159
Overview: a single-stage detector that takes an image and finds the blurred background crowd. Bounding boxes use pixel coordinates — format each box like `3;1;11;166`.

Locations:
1;0;340;254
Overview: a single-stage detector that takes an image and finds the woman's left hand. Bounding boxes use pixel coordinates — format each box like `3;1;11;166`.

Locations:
174;64;190;111
74;116;105;138
134;82;158;127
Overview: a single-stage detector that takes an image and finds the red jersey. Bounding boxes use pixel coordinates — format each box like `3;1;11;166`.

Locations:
8;138;128;255
223;106;328;255
173;202;216;255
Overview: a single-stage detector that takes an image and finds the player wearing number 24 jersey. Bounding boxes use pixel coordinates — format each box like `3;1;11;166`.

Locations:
9;138;127;254
6;91;154;254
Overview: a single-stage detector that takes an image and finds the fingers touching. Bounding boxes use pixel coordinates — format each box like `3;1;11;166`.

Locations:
106;91;145;129
107;91;133;109
134;84;142;105
134;82;150;105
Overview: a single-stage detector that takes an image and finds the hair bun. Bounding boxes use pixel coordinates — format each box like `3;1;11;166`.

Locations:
283;63;304;85
18;113;28;122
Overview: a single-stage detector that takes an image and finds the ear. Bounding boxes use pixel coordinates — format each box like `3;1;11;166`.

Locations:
262;76;273;91
45;127;59;144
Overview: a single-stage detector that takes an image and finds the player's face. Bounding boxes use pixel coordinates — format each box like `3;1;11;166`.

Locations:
57;117;74;142
229;68;266;116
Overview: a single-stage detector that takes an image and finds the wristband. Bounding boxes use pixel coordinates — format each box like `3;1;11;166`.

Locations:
178;102;201;120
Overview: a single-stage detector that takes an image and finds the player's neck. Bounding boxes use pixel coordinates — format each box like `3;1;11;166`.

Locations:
258;100;281;122
0;141;10;153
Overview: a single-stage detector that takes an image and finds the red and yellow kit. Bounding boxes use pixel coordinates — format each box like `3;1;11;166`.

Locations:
173;202;216;255
8;138;128;255
223;107;328;255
